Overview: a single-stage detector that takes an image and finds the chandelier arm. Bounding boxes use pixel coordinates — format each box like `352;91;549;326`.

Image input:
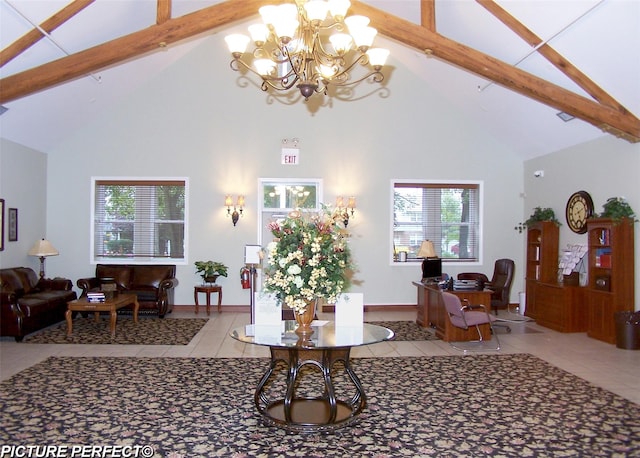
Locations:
256;47;289;66
282;46;307;85
330;70;385;88
263;73;301;91
231;58;299;90
319;53;369;85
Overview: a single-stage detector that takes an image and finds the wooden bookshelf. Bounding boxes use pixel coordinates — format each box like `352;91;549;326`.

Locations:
586;218;635;343
525;221;559;319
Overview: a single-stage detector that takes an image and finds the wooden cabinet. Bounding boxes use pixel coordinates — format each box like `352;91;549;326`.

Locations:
524;221;589;332
525;221;559;319
586;218;634;343
413;282;491;342
535;283;587;332
526;221;559;284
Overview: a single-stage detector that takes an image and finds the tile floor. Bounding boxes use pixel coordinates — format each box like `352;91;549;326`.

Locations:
1;308;639;405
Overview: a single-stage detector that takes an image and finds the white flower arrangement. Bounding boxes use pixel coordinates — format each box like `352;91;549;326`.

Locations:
263;208;353;315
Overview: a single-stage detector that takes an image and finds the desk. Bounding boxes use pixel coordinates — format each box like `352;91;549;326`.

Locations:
413;282;492;342
194;285;222;314
230;321;394;432
66;293;139;337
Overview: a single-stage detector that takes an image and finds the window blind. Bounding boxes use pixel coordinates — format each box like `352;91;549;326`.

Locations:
93;179;186;261
393;182;480;262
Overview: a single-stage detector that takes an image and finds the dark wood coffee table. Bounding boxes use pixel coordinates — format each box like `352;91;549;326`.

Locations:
66;293;139;337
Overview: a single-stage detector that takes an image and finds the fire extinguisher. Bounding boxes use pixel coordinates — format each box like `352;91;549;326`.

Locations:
240;267;251;289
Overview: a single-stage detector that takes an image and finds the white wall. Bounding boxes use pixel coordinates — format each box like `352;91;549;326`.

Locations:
32;33;524;307
524;136;640;309
0;139;48;272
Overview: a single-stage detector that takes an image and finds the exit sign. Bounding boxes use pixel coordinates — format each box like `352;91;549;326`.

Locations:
281;147;299;165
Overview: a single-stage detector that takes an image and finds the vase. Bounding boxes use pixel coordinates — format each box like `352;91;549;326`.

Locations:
203;275;219;285
294;299;317;336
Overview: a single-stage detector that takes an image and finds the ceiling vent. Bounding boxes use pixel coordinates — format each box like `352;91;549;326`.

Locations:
556;111;575;122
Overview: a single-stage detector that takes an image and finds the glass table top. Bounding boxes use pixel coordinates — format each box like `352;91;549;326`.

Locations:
230;321;394;349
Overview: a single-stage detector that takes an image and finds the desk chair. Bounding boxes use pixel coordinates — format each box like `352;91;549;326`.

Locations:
458;258;515;332
442;292;501;353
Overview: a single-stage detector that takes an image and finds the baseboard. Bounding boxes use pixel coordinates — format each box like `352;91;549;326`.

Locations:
322;304;417;313
173;304;417;313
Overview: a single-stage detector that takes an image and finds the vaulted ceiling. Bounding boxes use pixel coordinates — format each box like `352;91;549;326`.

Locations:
1;0;639;158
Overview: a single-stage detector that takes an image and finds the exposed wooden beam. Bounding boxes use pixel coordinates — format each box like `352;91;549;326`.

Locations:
156;0;171;25
0;0;95;67
421;0;436;31
0;0;270;104
0;0;638;143
349;1;640;142
476;0;629;114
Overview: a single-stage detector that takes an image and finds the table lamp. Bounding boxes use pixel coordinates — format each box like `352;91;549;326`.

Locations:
417;240;441;281
28;238;59;278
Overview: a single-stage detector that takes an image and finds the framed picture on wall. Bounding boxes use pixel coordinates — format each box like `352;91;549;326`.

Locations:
8;208;18;242
0;199;4;251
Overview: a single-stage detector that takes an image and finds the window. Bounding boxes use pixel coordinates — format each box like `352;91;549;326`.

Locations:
392;180;481;263
259;178;322;245
92;178;188;263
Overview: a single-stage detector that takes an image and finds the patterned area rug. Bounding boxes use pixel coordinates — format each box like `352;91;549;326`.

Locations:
23;317;208;345
367;320;439;341
1;354;638;457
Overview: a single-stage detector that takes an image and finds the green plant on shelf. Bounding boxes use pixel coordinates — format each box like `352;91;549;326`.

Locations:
523;207;561;228
598;197;637;222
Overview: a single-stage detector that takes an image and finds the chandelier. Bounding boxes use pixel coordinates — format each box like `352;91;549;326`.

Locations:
224;0;389;101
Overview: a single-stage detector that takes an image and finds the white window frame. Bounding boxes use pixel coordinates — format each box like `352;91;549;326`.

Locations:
258;178;323;246
390;179;483;267
90;176;189;265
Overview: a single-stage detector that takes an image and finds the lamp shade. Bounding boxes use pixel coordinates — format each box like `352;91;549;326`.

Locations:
417;240;437;258
28;239;59;257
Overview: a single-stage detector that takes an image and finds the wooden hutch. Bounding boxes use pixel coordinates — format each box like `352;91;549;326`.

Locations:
586;218;635;343
525;221;588;332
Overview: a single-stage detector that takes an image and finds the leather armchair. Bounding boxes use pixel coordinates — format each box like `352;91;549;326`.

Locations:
458;258;515;315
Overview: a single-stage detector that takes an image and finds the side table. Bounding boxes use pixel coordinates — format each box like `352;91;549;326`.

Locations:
194;285;222;314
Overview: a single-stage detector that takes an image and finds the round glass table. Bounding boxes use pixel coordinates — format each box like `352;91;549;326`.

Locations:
230;321;394;432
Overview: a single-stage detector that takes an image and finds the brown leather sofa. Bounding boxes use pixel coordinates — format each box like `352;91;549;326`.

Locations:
77;264;178;317
0;267;77;342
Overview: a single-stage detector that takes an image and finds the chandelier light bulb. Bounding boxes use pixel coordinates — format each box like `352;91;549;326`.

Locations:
344;15;370;32
248;24;269;46
367;48;390;68
328;0;351;20
225;34;250;56
259;5;278;26
255;58;276;76
329;33;353;55
351;26;377;50
272;17;299;43
318;64;337;79
304;1;330;23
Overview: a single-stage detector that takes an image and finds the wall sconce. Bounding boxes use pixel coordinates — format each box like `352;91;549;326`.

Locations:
225;195;244;226
336;196;356;227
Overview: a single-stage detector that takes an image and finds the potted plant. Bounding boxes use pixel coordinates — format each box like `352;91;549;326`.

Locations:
598;197;637;221
524;207;561;227
194;261;229;284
